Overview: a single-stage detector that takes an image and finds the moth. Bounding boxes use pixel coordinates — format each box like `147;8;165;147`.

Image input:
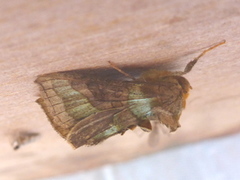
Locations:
35;40;225;148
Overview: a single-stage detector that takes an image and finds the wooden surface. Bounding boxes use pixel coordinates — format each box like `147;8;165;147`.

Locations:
0;0;239;180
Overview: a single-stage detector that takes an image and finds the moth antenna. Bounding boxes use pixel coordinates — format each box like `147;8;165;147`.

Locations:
108;61;136;80
180;40;226;75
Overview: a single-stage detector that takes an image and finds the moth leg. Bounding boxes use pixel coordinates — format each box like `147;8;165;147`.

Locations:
128;125;137;130
173;40;226;76
118;125;137;135
120;129;128;135
108;61;136;80
138;120;152;132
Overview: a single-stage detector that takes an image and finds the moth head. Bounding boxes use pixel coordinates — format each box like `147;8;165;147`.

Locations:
173;76;192;108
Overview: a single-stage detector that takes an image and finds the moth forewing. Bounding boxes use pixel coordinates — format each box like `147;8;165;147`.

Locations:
35;40;225;148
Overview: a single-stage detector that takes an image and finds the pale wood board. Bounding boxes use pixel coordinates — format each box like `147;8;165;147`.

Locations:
0;0;239;180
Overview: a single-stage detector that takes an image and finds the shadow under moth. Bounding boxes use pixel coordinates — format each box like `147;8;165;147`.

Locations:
35;40;225;148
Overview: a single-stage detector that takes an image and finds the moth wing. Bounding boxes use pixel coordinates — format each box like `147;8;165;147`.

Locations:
35;71;184;148
35;72;142;148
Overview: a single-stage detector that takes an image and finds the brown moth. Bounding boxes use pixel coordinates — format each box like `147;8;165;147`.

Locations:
35;40;225;148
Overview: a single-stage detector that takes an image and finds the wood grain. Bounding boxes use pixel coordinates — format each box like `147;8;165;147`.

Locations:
0;0;239;179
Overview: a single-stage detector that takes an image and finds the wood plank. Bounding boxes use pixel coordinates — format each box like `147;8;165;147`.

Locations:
0;0;239;179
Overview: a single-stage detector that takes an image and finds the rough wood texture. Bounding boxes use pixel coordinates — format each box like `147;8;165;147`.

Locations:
0;0;239;180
